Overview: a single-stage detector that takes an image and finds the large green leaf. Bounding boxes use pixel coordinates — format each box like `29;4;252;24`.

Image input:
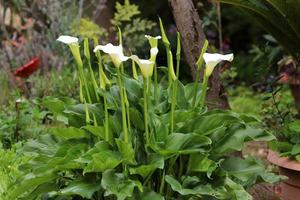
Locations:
50;127;87;140
83;150;122;173
101;170;143;200
54;181;101;198
150;133;211;156
129;154;164;178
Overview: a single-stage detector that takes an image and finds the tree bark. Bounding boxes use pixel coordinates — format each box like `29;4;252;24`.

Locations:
168;0;230;109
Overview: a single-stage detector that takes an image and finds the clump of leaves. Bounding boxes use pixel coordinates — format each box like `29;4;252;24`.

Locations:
4;25;280;200
73;18;108;39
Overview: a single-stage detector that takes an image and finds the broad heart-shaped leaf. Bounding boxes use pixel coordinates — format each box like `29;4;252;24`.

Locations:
64;103;104;128
137;189;165;200
221;157;283;186
129;154;164;178
82;125;105;137
187;154;217;177
211;126;275;155
83;150;122;174
50;127;87;140
165;175;230;199
221;157;265;183
19;182;58;200
165;175;198;196
150;133;211;157
184;82;202;107
53;180;101;199
167;80;188;109
129;107;144;131
178;110;243;136
116;139;136;165
123;76;143;100
6;172;57;200
101;170;143;200
43;142;88;171
225;177;252;200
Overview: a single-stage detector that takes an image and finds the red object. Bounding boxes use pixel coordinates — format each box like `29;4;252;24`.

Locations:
14;57;40;78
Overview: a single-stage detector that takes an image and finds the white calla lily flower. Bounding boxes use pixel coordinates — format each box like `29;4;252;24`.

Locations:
131;55;154;78
57;35;79;44
203;53;234;77
145;35;161;62
93;43;129;68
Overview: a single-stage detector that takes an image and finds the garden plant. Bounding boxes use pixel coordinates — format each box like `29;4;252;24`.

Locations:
1;19;282;200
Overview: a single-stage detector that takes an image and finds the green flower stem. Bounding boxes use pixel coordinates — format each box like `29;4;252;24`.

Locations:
192;40;208;107
79;79;84;103
159;170;166;195
103;90;109;142
143;77;149;144
192;68;201;107
70;45;92;103
132;59;138;80
124;89;131;132
154;64;158;104
84;38;99;101
170;80;177;134
116;67;128;143
199;72;209;109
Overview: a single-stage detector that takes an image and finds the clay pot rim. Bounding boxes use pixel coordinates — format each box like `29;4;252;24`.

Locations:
268;150;300;171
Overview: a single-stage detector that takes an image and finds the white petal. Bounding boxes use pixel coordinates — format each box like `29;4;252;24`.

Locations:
145;35;162;40
150;48;159;57
93;43;122;54
203;53;234;77
57;35;78;44
130;55;154;78
94;44;129;67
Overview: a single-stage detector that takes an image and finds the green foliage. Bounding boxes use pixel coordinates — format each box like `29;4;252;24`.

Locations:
0;99;48;149
73;18;108;39
270;120;300;160
3;31;280;199
111;0;156;52
0;146;29;199
30;68;79;98
218;0;300;60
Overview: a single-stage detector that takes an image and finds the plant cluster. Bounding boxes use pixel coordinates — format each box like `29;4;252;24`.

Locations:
3;21;281;200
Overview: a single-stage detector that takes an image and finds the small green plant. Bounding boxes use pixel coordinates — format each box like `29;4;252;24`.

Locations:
4;22;280;200
111;0;156;52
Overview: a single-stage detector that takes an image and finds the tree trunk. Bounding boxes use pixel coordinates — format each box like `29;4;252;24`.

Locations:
93;0;115;41
168;0;230;109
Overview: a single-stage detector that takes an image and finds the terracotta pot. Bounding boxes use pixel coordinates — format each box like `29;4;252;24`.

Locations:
268;150;300;200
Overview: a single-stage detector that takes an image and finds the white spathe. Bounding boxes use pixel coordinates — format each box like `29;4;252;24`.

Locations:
203;53;234;77
150;47;159;57
57;35;79;44
145;35;162;40
94;43;129;68
131;55;154;78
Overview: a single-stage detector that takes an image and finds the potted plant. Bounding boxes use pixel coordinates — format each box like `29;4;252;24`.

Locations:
268;120;300;199
4;22;280;200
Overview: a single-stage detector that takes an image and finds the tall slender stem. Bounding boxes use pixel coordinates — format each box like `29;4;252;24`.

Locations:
199;72;209;109
192;68;201;107
154;64;158;105
170;80;177;134
117;67;128;143
103;91;109;142
143;77;149;143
